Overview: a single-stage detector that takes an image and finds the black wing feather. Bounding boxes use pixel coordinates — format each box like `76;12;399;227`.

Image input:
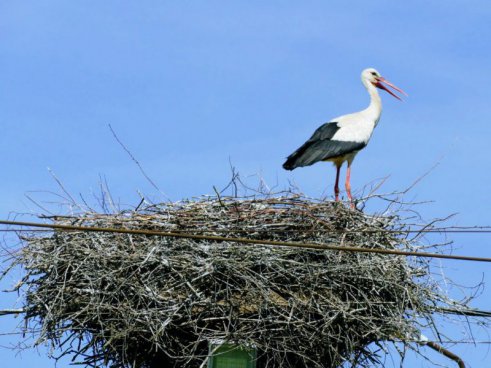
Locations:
283;122;366;170
308;122;340;141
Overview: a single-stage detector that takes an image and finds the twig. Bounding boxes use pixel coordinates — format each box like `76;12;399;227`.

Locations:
108;124;169;200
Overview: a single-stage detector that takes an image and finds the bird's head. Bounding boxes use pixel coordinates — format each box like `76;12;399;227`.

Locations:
362;68;407;100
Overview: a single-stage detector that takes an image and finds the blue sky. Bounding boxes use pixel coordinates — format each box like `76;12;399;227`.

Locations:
1;1;491;367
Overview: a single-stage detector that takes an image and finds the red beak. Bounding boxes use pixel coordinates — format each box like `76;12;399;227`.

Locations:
374;77;408;101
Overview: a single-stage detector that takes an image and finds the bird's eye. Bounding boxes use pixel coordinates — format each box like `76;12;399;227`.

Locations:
371;72;377;76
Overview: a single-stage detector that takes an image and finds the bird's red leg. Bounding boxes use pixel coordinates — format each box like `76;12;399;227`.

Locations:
345;164;354;208
334;165;341;201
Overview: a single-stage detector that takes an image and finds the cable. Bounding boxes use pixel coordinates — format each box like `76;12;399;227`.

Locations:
1;219;491;263
433;307;491;318
6;222;491;234
419;335;465;368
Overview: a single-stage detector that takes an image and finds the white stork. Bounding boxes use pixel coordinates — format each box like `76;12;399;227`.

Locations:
283;68;406;207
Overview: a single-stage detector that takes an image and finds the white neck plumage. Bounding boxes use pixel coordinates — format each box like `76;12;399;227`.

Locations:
363;80;383;125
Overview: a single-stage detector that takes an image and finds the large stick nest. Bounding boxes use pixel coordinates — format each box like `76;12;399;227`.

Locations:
8;192;458;367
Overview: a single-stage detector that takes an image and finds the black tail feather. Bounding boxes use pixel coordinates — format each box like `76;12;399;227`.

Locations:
282;158;296;171
282;141;314;170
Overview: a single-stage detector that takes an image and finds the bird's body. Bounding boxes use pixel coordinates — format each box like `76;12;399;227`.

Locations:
283;68;406;206
282;110;379;170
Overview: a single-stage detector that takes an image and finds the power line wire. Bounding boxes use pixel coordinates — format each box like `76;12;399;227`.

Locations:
433;307;491;318
9;220;491;234
1;219;491;263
